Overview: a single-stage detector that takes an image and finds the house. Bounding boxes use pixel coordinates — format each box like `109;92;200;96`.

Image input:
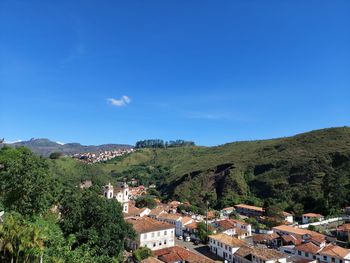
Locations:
302;213;324;224
175;216;193;237
153;246;215;263
294;242;322;261
141;257;163;263
336;224;350;240
149;207;167;219
213;219;252;239
220;207;235;217
272;225;326;245
316;244;350;263
234;204;293;224
103;182;129;213
252;233;280;248
282;211;294;224
234;204;264;217
235;246;287;263
208;233;247;262
127;217;175;251
124;203;150;218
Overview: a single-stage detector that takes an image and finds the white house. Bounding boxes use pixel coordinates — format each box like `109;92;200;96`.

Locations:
209;233;246;262
282;212;294;224
103;182;129;213
127;217;175;251
302;213;324;224
213;219;252;238
316;244;350;263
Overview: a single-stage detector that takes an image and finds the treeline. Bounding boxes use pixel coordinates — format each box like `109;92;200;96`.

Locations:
135;139;195;149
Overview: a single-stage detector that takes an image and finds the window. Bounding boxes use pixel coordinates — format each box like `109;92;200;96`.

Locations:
324;256;327;260
298;251;301;255
159;242;162;246
143;234;147;240
225;245;228;250
157;232;160;237
305;252;309;257
164;240;167;245
164;230;167;235
153;243;156;247
332;258;335;262
151;232;155;237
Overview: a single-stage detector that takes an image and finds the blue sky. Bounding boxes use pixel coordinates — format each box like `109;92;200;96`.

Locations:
0;0;349;146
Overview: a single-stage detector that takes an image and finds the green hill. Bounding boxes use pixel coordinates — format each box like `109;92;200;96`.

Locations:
102;127;350;216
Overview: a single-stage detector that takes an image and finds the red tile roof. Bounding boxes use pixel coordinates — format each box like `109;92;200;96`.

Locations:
154;246;215;263
127;217;174;234
295;242;321;254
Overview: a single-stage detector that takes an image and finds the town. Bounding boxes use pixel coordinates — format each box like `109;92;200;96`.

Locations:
79;179;350;263
71;148;134;163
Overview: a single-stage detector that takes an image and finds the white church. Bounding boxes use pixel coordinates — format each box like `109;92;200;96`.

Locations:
103;182;129;213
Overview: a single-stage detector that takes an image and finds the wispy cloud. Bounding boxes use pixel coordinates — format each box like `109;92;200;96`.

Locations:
107;96;131;107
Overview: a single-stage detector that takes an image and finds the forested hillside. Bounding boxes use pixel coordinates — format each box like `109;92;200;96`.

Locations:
103;127;350;216
0;147;134;263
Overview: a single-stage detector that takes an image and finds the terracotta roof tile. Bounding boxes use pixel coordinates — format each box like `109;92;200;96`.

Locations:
208;233;246;247
154;246;215;263
320;244;350;258
295;242;322;254
127;217;174;234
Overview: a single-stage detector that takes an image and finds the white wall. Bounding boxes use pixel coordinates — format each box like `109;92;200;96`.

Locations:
139;227;175;251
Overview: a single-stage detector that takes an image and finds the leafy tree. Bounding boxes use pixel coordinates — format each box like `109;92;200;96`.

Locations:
308;225;316;231
147;188;161;199
0;212;46;263
135;196;157;209
60;186;135;259
132;247;152;261
49;152;62;159
197;221;213;243
0;147;59;217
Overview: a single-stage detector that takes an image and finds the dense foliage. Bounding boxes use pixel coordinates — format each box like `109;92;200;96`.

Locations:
135;139;195;149
0;146;135;262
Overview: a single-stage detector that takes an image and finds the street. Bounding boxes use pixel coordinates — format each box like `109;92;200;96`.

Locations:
175;238;223;262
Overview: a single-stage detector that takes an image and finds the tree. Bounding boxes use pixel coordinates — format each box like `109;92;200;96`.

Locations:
132;247;152;261
0;212;46;263
49;152;62;159
60;186;135;259
197;222;212;243
135;196;157;209
0;147;59;217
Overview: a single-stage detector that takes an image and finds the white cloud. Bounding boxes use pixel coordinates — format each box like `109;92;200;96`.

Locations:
56;141;65;145
107;96;131;107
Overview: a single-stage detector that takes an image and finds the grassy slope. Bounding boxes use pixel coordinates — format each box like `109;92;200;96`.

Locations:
102;127;350;214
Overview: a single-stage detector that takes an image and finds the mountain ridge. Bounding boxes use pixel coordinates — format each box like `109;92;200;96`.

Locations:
1;138;133;156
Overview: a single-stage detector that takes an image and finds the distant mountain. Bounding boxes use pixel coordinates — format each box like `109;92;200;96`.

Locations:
2;138;133;156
